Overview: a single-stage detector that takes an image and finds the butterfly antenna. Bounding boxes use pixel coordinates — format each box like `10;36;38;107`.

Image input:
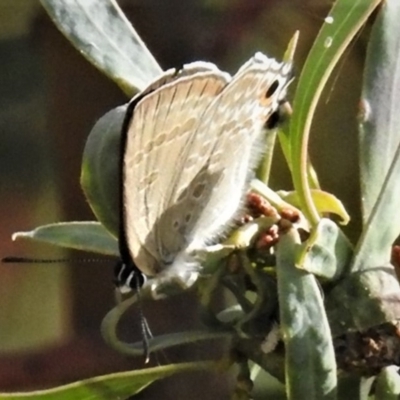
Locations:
2;256;113;264
134;272;153;363
2;256;69;264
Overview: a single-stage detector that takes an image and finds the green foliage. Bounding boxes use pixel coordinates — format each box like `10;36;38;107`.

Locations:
100;290;232;357
276;229;337;399
375;367;400;399
289;0;381;226
40;0;162;96
296;218;352;280
0;362;216;399
7;0;400;399
353;0;400;272
12;222;118;256
80;106;127;237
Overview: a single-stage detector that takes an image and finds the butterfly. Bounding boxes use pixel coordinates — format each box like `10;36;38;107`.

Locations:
114;52;292;297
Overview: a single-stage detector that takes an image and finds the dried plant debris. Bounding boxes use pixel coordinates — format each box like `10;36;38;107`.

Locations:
335;321;400;376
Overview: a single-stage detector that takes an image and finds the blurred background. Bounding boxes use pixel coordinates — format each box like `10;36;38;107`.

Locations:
0;0;365;398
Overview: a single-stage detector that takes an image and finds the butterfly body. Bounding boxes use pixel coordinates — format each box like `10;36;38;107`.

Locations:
116;53;291;296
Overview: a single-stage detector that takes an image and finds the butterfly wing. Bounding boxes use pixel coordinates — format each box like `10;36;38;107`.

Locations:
165;53;291;255
122;66;231;276
191;53;291;244
138;61;227;97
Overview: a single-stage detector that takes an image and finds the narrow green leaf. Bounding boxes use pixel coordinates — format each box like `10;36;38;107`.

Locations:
375;366;400;399
296;218;353;280
278;190;350;225
360;377;376;400
81;106;125;237
289;0;382;226
276;229;337;400
256;129;278;184
12;222;118;256
353;0;400;272
0;361;216;400
359;0;400;222
352;143;400;272
40;0;162;96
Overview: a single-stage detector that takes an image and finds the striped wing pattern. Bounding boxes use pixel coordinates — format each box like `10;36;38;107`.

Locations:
122;53;290;286
123;69;230;276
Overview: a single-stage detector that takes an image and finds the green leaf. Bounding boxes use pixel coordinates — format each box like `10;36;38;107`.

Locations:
12;222;118;256
40;0;162;96
81;106;125;236
0;361;216;400
296;218;353;280
289;0;382;226
276;229;337;400
360;377;376;400
375;366;400;399
256;129;278;184
278;190;350;225
352;0;400;272
326;266;400;337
